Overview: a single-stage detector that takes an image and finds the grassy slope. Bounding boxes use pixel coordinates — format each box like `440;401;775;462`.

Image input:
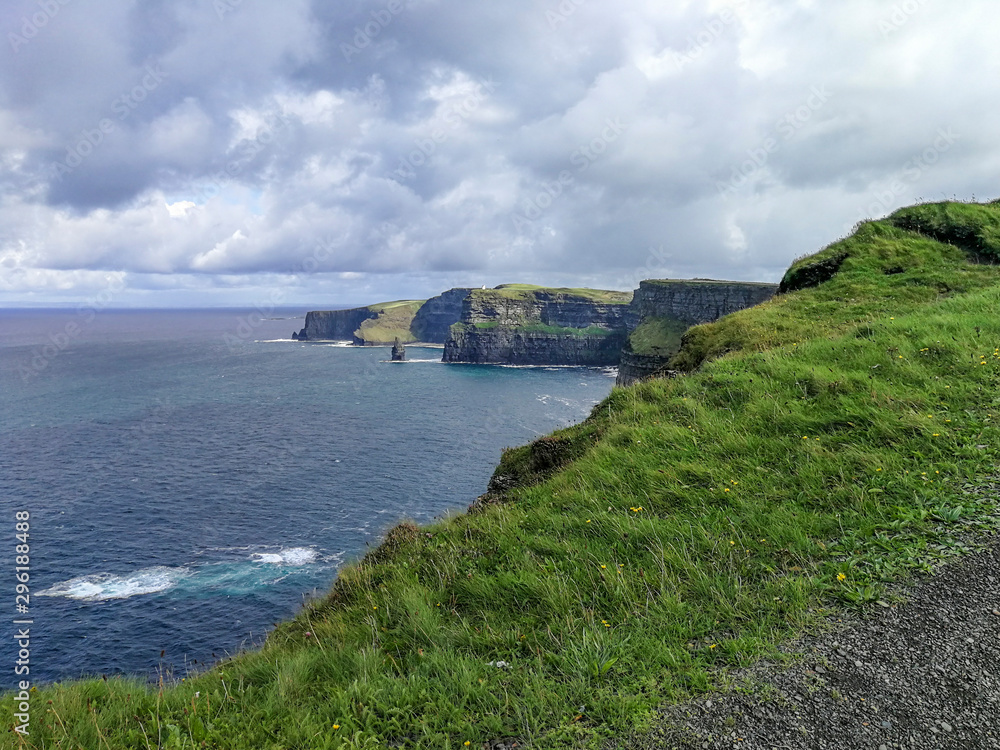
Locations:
355;300;425;344
9;201;1000;750
627;317;689;357
489;284;633;304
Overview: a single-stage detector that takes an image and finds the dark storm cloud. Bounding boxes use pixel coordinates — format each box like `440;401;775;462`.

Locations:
2;0;1000;305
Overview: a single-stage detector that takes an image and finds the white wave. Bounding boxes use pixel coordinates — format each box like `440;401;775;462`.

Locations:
251;547;318;566
38;566;190;601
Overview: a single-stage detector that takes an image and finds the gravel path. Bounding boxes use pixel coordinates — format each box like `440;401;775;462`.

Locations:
623;535;1000;750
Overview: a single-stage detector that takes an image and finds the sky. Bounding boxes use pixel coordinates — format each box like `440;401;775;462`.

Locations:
1;0;998;308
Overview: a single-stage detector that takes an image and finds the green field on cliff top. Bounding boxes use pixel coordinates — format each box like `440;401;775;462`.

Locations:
356;299;425;344
485;284;633;303
8;199;1000;749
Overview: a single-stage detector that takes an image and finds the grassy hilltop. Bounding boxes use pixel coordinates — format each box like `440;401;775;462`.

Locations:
8;200;1000;749
485;283;633;304
355;299;425;345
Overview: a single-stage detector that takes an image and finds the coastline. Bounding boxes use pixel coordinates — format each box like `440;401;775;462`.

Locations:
7;200;1000;749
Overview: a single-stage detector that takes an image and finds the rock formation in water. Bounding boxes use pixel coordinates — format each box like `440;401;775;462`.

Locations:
391;338;406;361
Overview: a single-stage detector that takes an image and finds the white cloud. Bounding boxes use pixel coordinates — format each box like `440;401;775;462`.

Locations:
1;0;998;305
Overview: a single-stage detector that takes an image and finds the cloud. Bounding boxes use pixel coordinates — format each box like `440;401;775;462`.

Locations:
2;0;999;305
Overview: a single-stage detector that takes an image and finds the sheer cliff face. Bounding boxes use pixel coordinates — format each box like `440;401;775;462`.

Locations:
302;308;377;340
615;280;779;385
443;288;633;365
458;289;635;329
410;288;472;343
630;280;778;324
298;279;777;371
444;327;628;365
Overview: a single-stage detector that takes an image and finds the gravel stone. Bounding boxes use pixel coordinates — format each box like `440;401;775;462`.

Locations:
619;534;1000;750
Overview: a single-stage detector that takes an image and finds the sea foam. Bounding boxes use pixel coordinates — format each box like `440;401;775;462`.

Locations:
38;566;191;601
251;547;318;565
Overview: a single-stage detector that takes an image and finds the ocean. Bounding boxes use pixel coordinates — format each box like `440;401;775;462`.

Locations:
0;308;615;688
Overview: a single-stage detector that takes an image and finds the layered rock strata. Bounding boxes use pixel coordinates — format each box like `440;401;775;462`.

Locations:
443;286;633;365
616;280;778;385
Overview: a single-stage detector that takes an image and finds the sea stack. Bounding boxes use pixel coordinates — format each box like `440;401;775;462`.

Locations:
391;337;406;361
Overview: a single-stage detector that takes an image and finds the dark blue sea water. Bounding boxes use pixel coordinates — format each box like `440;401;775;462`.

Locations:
0;308;614;688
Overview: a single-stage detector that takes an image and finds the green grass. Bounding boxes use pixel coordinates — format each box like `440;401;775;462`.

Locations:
355;300;425;344
468;321;615;336
488;284;632;304
8;200;1000;749
642;279;776;287
627;317;689;356
518;323;617;336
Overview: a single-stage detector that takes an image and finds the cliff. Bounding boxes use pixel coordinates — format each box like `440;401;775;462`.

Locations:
296;307;377;341
442;285;633;365
629;279;779;323
296;279;777;369
296;300;425;345
28;199;1000;750
616;279;778;385
409;288;473;343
